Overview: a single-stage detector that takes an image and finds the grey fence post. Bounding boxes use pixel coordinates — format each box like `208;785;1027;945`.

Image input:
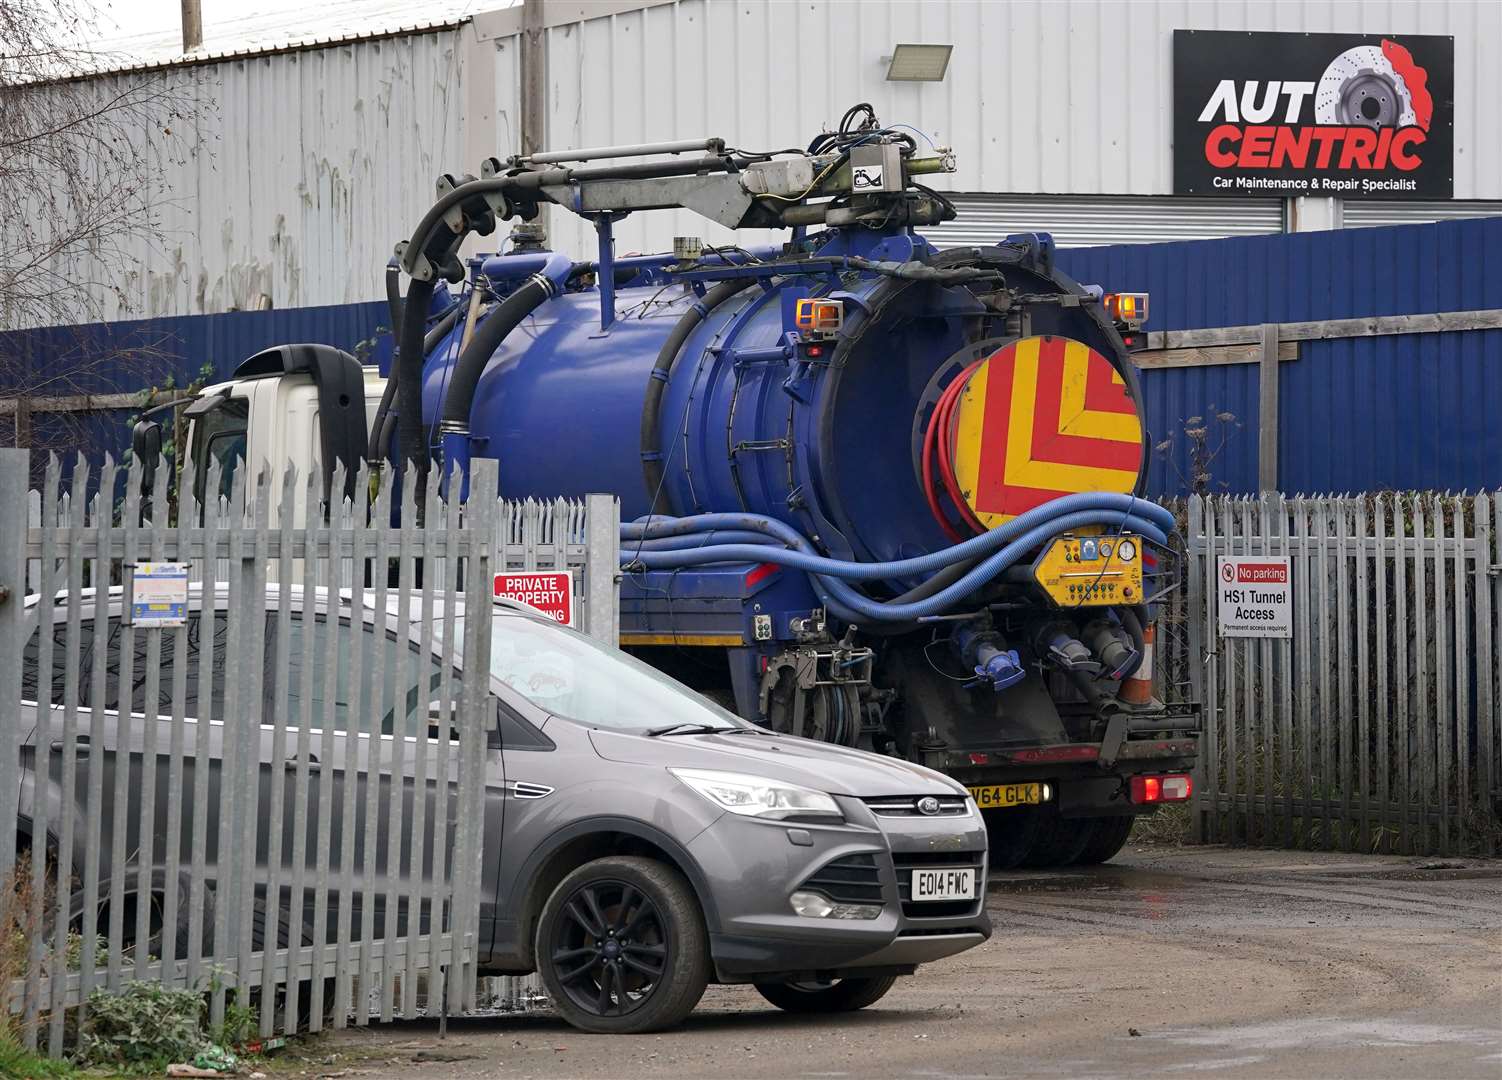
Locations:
1186;495;1206;844
0;449;26;878
584;492;620;647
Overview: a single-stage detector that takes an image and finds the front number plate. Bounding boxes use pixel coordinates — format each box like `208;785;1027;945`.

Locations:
911;867;977;902
967;782;1043;809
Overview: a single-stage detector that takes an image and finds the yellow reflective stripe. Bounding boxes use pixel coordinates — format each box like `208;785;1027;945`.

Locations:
952;358;989;510
1057;339;1142;443
619;632;744;647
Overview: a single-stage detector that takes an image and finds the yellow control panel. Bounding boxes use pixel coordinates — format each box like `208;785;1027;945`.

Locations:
1031;533;1144;607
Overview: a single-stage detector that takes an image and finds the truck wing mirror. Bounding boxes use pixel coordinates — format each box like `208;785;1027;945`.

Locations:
130;420;163;498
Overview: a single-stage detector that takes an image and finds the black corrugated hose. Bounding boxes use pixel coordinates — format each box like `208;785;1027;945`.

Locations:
638;278;757;512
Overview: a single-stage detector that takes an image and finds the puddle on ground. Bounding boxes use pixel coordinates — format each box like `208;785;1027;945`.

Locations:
1150;1015;1502;1053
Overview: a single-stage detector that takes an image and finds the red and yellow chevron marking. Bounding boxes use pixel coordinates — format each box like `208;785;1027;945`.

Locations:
951;336;1143;527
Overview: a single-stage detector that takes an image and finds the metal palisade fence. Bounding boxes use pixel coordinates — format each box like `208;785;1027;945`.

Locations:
1177;492;1500;856
0;450;504;1056
497;495;621;647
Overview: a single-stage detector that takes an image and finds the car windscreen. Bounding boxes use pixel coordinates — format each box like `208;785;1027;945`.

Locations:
454;613;746;734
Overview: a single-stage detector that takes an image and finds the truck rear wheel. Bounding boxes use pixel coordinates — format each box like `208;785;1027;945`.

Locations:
1072;816;1135;865
1019;808;1093;868
980;807;1043;870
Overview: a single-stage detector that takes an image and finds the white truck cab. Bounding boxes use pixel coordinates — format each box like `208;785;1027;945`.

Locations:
176;344;388;524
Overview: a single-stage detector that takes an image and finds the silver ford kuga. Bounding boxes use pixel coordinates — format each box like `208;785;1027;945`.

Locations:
17;587;991;1033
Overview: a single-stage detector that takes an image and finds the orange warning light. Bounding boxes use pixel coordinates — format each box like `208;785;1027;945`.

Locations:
1104;292;1149;328
794;298;844;335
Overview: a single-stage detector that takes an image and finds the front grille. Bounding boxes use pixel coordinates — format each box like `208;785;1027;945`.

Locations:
799;853;883;906
893;850;986;919
862;794;969;817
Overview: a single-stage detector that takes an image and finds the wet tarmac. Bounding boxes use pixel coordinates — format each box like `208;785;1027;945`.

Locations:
268;845;1501;1079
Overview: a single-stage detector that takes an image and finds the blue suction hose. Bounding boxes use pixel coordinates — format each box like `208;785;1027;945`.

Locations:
621;492;1174;623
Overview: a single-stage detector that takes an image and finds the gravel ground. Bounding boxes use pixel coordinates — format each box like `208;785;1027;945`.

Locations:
261;845;1502;1080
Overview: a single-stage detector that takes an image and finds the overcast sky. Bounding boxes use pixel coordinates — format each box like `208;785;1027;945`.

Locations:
75;0;491;61
92;0;300;42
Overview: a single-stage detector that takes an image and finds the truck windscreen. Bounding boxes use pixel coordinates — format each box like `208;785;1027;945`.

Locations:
189;396;249;504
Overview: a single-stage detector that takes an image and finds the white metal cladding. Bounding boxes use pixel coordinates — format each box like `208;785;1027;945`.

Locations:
21;0;1502;318
19;29;471;324
921;193;1285;249
534;0;1502;262
1342;199;1502;229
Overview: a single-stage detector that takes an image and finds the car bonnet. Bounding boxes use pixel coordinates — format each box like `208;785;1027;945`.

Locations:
586;727;966;798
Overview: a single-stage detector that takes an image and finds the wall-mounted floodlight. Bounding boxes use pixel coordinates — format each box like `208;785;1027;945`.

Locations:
885;43;953;82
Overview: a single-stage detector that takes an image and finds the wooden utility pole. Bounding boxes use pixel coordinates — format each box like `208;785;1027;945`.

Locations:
181;0;202;52
519;0;546;235
520;0;545;158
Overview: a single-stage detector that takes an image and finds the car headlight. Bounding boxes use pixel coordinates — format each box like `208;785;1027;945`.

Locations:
670;768;843;821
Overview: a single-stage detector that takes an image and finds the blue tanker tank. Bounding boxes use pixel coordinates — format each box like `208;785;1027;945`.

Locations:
384;109;1200;869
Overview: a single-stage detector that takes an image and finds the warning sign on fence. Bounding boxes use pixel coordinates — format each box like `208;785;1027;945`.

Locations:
495;570;575;626
1216;556;1292;638
128;562;189;627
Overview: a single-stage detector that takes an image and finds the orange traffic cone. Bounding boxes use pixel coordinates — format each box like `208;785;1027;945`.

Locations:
1117;621;1156;707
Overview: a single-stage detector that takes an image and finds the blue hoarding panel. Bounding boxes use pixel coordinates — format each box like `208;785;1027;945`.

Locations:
1059;217;1502;496
0;301;390;465
4;217;1499;497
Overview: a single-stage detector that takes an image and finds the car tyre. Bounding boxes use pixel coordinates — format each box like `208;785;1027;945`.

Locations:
1072;815;1135;865
536;855;709;1034
754;975;897;1013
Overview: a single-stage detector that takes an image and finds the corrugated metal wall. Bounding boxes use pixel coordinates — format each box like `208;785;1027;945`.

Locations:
538;0;1502;259
923;193;1284;249
3;31;467;327
13;0;1500;322
0;302;388;460
1343;200;1502;229
1058;217;1502;497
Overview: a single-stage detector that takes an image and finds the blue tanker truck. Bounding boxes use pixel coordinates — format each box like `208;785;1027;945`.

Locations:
154;107;1200;868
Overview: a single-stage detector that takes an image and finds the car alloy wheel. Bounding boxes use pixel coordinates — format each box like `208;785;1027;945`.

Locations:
549;877;671;1018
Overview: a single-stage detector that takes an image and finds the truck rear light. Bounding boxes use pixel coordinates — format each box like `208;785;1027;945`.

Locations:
1130;774;1192;803
968;752;989;765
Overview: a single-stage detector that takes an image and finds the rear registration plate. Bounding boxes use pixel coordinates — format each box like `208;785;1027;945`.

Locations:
967;782;1043;809
911;867;977;902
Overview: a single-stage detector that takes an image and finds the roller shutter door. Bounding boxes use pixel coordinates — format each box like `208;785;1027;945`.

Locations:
922;193;1285;249
1341;199;1502;229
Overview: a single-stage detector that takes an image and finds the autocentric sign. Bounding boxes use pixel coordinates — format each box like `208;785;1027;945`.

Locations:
1173;30;1454;199
950;336;1143;527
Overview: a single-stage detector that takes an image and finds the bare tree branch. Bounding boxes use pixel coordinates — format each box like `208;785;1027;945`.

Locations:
1;0;196;466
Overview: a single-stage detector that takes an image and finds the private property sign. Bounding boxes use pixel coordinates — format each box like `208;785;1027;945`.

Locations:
1216;556;1292;639
495;570;575;626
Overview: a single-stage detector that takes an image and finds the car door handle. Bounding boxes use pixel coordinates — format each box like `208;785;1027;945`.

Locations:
50;735;90;753
285;753;320;771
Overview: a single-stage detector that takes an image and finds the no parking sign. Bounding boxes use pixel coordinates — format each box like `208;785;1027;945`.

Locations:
1216;556;1291;639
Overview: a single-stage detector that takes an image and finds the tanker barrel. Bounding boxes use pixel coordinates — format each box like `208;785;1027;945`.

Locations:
520;137;725;165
